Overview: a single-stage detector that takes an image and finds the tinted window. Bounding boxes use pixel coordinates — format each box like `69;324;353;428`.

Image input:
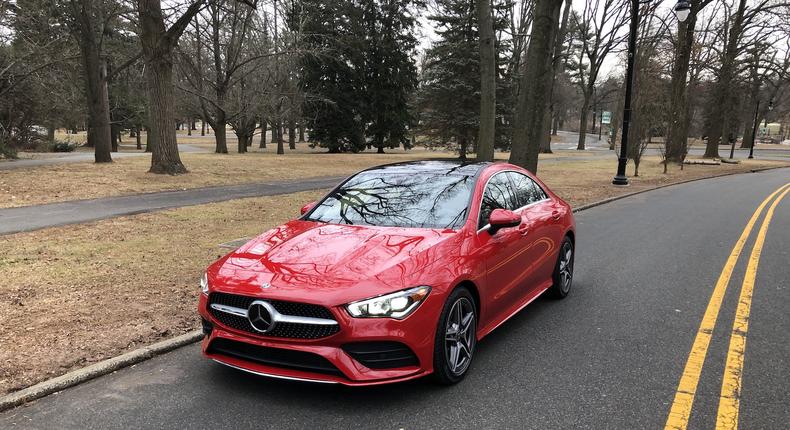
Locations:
479;172;518;228
508;172;547;208
305;171;474;229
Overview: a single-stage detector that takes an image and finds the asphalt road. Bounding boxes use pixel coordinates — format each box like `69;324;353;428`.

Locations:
0;176;345;235
2;168;789;429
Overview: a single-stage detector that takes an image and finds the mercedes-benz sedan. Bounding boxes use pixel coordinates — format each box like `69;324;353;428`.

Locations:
198;160;575;385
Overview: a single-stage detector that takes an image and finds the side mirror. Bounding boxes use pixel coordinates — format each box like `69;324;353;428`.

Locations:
488;208;521;234
300;201;317;215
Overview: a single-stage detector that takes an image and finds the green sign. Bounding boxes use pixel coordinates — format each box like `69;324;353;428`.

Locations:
601;111;612;125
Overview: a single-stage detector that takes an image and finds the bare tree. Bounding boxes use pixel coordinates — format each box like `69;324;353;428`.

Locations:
541;0;572;154
137;0;210;174
664;0;716;162
628;3;670;177
64;0;120;163
508;0;563;173
178;0;260;154
702;0;786;158
569;0;628;150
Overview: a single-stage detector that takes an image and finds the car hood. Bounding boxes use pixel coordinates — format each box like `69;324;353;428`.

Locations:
209;220;459;304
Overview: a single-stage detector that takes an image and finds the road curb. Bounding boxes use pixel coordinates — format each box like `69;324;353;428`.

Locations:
1;164;786;412
571;165;786;213
0;331;202;412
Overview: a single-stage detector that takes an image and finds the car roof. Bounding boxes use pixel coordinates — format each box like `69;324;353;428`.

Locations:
360;159;493;177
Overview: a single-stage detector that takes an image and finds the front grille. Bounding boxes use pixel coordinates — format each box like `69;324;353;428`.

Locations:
208;292;340;339
342;341;419;369
208;338;344;377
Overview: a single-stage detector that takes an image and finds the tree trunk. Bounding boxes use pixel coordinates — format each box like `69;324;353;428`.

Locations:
458;135;468;160
145;126;154;152
259;118;267;148
542;0;572;153
214;120;227;153
705;0;747;159
377;134;385;154
78;33;112;162
111;122;119;152
577;93;591;150
298;124;305;142
288;120;296;150
509;0;563;173
475;0;496;162
591;107;597;135
665;3;698;162
135;126;142;149
238;133;247;153
138;0;194;174
47;124;56;142
276;122;284;154
187;118;192;136
201;118;206;136
539;109;553;153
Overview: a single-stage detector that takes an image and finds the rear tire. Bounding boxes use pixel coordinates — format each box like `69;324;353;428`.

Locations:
547;236;574;299
432;287;477;385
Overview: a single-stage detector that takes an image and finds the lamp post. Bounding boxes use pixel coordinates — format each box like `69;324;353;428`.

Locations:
750;99;773;159
613;0;690;186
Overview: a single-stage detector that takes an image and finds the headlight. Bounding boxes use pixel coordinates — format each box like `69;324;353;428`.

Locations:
200;272;209;295
346;286;431;319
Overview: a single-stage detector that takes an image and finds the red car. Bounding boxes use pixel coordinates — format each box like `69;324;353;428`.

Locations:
198;161;575;385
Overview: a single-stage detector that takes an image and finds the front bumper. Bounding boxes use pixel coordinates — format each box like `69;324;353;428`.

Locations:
198;292;442;385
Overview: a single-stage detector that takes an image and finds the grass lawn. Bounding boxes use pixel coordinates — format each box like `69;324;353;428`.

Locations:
0;155;787;395
0;143;592;209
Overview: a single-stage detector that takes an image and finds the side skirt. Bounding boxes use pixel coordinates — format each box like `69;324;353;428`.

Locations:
476;280;552;340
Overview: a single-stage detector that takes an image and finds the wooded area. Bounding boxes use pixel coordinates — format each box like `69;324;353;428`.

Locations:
1;0;789;174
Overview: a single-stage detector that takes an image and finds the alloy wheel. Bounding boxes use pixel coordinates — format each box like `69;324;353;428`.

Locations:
559;241;573;294
445;297;476;376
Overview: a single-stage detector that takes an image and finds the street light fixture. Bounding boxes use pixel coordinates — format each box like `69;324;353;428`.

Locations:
674;1;691;22
612;0;693;186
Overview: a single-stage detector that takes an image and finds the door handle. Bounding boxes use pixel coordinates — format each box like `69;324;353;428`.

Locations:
551;210;561;221
518;223;529;236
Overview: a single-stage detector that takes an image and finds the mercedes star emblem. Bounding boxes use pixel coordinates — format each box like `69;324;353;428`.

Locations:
247;300;276;333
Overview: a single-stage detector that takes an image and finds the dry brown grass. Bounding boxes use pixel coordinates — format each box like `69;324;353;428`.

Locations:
0;144;584;208
0;190;325;395
0;155;786;395
539;156;787;207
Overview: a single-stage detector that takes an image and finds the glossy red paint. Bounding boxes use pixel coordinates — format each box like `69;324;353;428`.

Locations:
488;208;521;232
199;162;575;385
299;201;317;215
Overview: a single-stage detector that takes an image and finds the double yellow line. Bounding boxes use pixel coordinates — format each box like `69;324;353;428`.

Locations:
664;182;790;430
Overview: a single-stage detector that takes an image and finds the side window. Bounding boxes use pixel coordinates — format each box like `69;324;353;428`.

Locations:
508;172;548;208
479;173;518;228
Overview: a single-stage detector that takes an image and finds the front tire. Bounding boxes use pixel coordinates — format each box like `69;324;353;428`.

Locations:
547;236;574;299
432;288;477;385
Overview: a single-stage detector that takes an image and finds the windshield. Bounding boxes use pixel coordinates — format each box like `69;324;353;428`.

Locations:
305;171;474;229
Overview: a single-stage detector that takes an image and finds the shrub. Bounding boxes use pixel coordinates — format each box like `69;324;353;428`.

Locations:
50;140;77;152
0;141;18;159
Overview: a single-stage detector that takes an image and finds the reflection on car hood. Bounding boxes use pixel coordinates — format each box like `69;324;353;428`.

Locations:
211;220;458;302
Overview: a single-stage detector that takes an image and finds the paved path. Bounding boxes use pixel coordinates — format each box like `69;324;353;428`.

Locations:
0;176;345;235
0;144;207;171
2;167;788;429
